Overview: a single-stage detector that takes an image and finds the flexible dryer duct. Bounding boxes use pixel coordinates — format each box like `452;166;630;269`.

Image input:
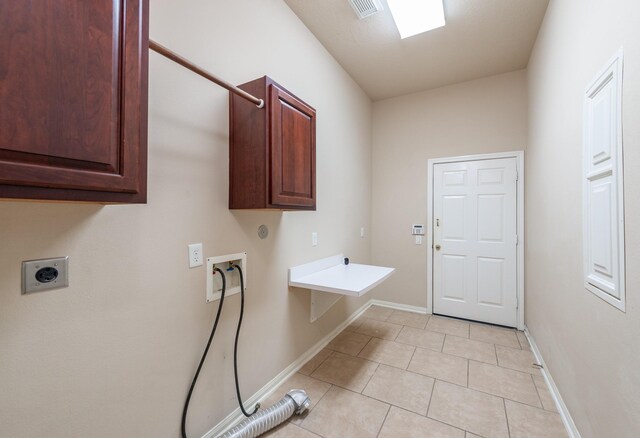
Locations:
219;390;310;438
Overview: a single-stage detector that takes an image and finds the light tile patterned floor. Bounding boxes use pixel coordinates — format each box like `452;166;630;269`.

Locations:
263;306;567;438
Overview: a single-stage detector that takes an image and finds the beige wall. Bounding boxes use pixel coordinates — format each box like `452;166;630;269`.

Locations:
526;0;640;436
370;71;528;307
0;1;372;437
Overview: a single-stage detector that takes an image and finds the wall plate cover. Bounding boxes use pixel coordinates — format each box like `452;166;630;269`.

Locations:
22;256;69;294
206;252;247;302
188;243;203;268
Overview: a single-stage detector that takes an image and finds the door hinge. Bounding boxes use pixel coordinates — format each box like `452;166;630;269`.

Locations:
516;235;519;245
515;170;519;182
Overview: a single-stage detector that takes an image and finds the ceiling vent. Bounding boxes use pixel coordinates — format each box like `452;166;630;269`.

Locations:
348;0;384;19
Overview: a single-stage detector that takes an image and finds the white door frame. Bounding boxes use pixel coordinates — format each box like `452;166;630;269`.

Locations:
426;151;525;330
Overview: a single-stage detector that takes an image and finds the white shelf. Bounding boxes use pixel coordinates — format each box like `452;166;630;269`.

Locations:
290;261;394;297
289;254;395;322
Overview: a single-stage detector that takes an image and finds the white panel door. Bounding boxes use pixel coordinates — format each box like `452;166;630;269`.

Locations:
433;158;518;327
582;49;625;311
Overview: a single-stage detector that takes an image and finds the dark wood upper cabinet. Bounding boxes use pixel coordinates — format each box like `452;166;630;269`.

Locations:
229;76;316;210
0;0;149;203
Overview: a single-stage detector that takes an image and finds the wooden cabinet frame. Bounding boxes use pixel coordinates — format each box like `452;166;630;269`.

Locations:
229;76;316;210
0;0;149;203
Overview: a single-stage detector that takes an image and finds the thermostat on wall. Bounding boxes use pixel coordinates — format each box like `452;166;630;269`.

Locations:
411;224;425;235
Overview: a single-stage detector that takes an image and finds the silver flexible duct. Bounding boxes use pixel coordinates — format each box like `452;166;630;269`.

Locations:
219;389;310;438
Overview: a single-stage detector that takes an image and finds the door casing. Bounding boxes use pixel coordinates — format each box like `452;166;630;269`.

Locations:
426;151;525;330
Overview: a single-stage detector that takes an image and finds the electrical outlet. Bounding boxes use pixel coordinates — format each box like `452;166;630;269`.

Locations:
188;243;203;268
22;257;69;294
360;227;365;238
206;252;247;302
311;232;318;247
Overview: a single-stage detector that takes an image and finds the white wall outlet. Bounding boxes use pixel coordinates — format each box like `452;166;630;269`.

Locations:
360;227;365;238
188;243;203;268
415;235;423;245
206;252;247;302
311;232;318;247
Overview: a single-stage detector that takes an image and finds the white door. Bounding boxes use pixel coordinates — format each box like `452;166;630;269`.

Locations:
433;158;518;327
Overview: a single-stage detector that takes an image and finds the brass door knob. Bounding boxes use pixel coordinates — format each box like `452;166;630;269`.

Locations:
435;244;441;250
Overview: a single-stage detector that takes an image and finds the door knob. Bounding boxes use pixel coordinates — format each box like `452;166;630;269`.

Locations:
435;244;441;250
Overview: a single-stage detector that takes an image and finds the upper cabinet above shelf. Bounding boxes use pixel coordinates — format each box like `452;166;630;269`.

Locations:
0;0;149;203
229;76;316;210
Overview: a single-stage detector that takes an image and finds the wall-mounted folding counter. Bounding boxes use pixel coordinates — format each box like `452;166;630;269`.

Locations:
289;254;395;322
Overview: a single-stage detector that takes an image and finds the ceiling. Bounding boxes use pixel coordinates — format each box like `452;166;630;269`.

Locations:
284;0;549;101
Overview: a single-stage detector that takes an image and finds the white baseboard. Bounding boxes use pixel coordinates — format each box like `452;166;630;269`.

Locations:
524;326;581;438
202;299;374;437
369;299;428;315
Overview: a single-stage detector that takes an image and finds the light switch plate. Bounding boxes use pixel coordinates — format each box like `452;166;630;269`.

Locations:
22;257;69;294
311;232;318;247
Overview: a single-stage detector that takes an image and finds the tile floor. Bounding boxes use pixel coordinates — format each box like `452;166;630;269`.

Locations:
262;306;567;438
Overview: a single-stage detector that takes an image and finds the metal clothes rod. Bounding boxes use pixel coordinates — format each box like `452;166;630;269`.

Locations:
149;39;265;108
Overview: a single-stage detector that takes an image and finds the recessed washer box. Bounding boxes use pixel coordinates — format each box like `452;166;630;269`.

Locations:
22;256;69;294
206;252;247;302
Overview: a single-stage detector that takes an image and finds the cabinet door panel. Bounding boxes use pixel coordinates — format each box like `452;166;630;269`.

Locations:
0;0;148;201
269;85;315;208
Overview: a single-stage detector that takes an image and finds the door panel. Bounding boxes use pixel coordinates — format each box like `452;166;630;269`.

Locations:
433;158;518;327
586;174;616;295
269;85;316;208
478;195;504;242
0;0;148;202
442;196;466;240
477;257;504;306
442;255;466;301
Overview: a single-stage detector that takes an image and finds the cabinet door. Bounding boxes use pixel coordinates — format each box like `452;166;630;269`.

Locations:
0;0;148;203
269;85;316;209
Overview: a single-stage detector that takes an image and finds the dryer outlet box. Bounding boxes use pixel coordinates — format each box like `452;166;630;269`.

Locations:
22;256;69;294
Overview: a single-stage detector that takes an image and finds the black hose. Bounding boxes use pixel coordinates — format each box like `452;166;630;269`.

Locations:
231;263;259;417
181;267;227;438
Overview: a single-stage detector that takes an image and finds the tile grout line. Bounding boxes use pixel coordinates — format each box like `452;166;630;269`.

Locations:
306;350;333;376
425;378;437;419
374;404;392;438
296;383;334;435
503;397;512;438
355;335;375;357
466;357;470;387
427;379;494;436
530;373;546;411
360;361;381;394
494;344;543;375
432;370;546;410
406;342;418;370
396;404;470;435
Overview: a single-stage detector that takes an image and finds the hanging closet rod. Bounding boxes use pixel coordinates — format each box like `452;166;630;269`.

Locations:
149;39;265;108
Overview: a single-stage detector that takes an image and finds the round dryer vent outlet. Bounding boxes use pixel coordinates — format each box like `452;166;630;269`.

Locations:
257;225;269;239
